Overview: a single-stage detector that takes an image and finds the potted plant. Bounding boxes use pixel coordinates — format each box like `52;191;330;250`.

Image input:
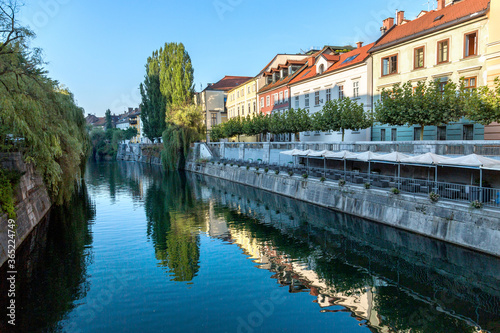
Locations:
429;191;440;202
364;183;371;189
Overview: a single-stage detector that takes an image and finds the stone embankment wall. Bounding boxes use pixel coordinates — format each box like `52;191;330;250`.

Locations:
116;143;162;166
0;153;51;267
186;161;500;258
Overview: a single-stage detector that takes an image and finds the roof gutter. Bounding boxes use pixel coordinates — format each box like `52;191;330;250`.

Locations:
369;8;489;54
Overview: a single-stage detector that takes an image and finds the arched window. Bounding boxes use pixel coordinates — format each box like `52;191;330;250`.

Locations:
319;64;325;74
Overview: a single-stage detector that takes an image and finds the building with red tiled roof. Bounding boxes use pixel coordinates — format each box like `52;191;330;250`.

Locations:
196;76;252;140
288;43;374;142
370;0;490;142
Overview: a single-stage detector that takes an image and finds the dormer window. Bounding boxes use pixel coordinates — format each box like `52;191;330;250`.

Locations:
272;72;277;83
283;68;288;77
267;76;272;85
280;69;284;79
318;64;325;74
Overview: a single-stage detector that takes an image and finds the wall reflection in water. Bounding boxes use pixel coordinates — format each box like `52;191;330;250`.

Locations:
186;173;500;333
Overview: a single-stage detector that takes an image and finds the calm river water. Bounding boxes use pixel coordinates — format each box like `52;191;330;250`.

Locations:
1;161;500;332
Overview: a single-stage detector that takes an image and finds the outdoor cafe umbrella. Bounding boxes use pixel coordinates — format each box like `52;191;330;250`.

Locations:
347;151;381;182
307;150;329;176
437;154;500;196
323;151;358;177
373;152;411;181
400;153;452;188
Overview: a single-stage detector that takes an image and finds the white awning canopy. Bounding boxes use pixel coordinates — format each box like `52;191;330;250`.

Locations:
323;150;357;159
438;154;500;169
348;151;381;162
401;153;452;165
307;150;329;157
374;152;411;163
280;149;302;156
292;149;315;156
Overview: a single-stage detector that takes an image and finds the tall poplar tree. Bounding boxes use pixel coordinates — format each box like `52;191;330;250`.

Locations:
140;50;167;140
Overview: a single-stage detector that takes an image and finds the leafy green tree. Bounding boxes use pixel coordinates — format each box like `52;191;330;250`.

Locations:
140;50;167;141
318;99;371;141
461;77;500;125
105;109;113;130
124;127;138;140
376;80;464;140
159;42;195;107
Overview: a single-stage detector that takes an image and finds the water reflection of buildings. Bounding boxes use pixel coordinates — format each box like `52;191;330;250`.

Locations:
190;173;499;332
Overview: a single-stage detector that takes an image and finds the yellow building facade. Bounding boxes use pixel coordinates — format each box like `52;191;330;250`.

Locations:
227;77;259;142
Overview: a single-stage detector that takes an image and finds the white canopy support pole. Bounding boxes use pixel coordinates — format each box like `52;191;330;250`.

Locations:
480;168;483;202
398;163;401;190
368;161;371;183
435;166;438;192
323;158;326;178
344;159;346;179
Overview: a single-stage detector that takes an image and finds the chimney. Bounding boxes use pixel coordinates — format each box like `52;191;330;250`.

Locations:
381;17;394;35
437;0;445;10
308;57;314;67
397;11;405;25
356;41;363;49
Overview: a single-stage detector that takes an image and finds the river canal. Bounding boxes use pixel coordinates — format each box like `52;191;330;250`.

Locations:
1;161;500;332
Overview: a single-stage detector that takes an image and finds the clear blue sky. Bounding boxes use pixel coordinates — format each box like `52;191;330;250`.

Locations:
19;0;434;117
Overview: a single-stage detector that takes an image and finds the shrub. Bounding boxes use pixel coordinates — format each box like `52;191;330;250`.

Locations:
339;179;346;187
364;183;371;189
288;171;293;177
275;170;279;175
320;177;326;182
230;163;233;166
429;191;440;202
302;173;308;179
255;166;259;171
264;168;269;173
391;188;400;195
246;165;250;170
470;200;483;209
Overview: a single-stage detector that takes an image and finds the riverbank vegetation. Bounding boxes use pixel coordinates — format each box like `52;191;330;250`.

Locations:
140;43;204;171
89;127;137;160
0;1;90;207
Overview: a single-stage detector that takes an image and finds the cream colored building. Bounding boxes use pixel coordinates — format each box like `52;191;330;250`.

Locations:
226;77;259;142
371;0;490;141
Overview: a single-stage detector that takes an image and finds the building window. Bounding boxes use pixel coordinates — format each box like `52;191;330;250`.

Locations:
305;94;310;108
438;80;447;94
211;113;217;126
326;88;331;102
274;93;278;105
253;101;256;113
248;103;250;115
338;85;344;99
463;76;477;90
319;64;325;74
464;31;478;58
237;106;240;116
314;91;320;105
284;90;288;102
382;54;398;76
391;128;397;141
463;124;474;140
414;127;422;141
437;39;449;63
260;97;264;109
266;96;270;107
353;81;359;98
380;129;386;141
241;88;245;96
242;104;245;116
437;126;446;141
248;86;251;94
279;91;283;104
237;91;239;98
414;46;425;69
295;96;299;109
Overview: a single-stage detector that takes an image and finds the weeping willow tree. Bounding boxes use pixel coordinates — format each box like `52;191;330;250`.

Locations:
0;1;90;205
162;104;204;171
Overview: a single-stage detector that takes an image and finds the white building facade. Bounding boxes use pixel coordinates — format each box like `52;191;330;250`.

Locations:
289;44;373;142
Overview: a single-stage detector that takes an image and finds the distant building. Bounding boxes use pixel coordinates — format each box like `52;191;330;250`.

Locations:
196;76;253;141
226;77;259;142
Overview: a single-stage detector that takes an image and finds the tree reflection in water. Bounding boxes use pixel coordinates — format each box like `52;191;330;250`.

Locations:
145;171;206;282
0;183;96;333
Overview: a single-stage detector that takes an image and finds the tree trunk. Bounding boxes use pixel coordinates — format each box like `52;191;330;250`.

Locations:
420;125;425;141
342;129;345;142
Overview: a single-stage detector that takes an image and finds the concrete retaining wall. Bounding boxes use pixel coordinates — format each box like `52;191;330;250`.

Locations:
116;143;162;166
0;153;52;267
187;161;500;257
